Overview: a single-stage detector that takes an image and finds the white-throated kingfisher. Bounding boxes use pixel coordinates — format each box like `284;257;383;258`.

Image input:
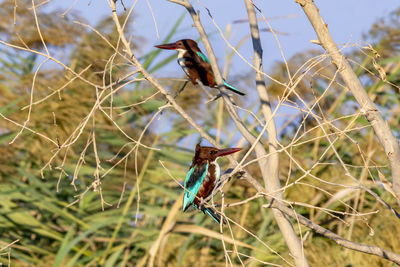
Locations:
154;39;246;96
183;144;242;224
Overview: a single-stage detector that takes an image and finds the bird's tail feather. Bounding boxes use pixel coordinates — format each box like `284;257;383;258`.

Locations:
223;80;245;96
204;207;224;224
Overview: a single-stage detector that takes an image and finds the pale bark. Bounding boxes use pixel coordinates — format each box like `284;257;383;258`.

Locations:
108;0;400;265
244;1;309;266
295;0;400;197
167;0;308;266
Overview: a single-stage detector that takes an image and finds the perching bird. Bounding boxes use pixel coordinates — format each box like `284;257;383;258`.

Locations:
154;39;246;96
183;143;242;224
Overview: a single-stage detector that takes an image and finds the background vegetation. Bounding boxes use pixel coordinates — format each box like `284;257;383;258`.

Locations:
0;1;399;266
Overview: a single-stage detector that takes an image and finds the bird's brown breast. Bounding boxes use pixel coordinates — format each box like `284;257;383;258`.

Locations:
194;163;216;207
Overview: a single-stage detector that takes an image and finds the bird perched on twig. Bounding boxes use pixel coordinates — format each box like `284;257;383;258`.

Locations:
183;143;241;224
155;39;246;96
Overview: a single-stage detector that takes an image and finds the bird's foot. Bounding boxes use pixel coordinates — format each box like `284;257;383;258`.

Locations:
173;80;189;99
206;93;223;104
199;197;206;212
160;80;189;115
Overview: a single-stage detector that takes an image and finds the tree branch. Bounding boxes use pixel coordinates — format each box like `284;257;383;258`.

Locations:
110;1;400;266
295;0;400;198
213;171;400;266
167;0;307;265
266;200;400;265
243;0;309;266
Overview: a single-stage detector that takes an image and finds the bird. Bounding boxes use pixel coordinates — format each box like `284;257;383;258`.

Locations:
182;143;242;224
154;39;246;96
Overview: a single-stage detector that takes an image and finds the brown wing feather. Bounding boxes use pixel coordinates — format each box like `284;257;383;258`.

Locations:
205;68;216;88
188;50;216;87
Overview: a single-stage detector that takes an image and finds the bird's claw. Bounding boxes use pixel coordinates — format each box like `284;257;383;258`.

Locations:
206;93;223;104
199;197;206;211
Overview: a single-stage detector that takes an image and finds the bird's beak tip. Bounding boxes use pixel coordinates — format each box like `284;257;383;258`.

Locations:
216;147;242;157
154;43;178;50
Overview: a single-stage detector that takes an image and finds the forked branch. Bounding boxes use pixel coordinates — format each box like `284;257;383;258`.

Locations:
295;0;400;198
167;0;308;265
108;0;400;266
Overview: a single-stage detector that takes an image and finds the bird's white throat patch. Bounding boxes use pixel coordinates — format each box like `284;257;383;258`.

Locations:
176;48;186;58
210;160;221;184
176;49;189;76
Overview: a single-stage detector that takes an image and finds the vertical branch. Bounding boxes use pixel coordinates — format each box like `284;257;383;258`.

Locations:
295;0;400;198
168;0;307;266
244;1;309;266
243;0;280;197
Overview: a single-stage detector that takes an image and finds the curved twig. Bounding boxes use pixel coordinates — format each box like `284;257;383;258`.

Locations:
295;0;400;199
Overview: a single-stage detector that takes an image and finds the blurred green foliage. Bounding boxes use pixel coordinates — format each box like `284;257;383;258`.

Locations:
0;1;399;266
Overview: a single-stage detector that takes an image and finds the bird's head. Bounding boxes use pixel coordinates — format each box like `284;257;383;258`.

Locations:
154;39;199;52
193;143;241;162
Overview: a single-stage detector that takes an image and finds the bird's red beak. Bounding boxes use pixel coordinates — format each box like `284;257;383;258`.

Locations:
154;42;178;50
215;148;242;157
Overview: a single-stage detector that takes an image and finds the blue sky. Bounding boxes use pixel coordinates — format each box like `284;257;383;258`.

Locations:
58;0;398;76
52;0;399;142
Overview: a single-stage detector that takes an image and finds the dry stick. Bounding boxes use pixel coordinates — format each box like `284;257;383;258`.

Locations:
0;112;58;147
108;1;400;265
170;0;308;265
265;200;400;265
226;251;284;267
243;1;308;266
160;161;291;265
21;63;93;110
258;35;400;221
147;195;182;267
201;143;398;263
10;58;48;144
233;172;400;266
223;190;386;264
0;40;104;90
248;8;400;218
295;0;400;197
0;240;20;252
109;3;216;147
168;1;304;266
111;0;400;263
277;75;400;219
163;18;398;267
41;77;153;177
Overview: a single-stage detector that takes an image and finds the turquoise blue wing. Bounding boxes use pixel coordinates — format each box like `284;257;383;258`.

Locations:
204;208;221;224
196;51;245;96
196;51;211;64
223;80;246;96
183;163;209;211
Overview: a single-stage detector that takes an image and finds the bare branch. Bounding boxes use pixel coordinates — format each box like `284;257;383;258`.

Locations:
295;0;400;198
266;200;400;265
244;0;309;266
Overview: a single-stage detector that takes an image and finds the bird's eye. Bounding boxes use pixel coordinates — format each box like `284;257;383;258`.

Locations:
210;151;216;155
